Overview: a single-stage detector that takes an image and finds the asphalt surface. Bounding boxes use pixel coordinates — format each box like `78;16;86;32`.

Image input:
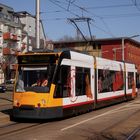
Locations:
0;92;140;140
0;91;13;125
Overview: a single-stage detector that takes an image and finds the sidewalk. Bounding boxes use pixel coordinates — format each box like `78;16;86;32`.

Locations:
0;92;13;106
0;91;13;124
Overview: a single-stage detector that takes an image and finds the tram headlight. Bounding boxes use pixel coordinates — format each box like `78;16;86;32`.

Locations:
37;99;46;108
41;99;46;105
14;100;19;106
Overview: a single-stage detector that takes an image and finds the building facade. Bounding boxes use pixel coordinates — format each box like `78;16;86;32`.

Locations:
17;11;46;52
0;3;22;80
0;4;47;81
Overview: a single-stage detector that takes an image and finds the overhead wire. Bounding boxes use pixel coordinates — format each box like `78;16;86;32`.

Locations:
131;0;140;12
64;0;115;37
45;0;139;38
101;13;140;18
42;17;67;21
41;12;140;22
85;3;140;10
48;0;79;17
42;1;140;19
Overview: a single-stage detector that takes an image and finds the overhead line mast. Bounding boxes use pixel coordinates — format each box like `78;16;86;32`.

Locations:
68;17;93;52
68;17;93;41
36;0;40;49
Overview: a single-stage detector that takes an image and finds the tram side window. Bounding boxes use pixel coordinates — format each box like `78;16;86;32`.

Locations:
54;65;70;98
136;73;140;88
76;67;90;96
61;65;71;97
128;72;134;89
98;69;124;93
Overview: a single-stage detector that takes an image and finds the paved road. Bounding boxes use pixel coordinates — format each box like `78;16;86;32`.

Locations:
0;93;140;140
0;91;13;125
0;91;13;106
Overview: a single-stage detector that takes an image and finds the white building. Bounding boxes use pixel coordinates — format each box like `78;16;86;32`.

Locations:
0;3;22;80
16;11;46;52
0;4;48;81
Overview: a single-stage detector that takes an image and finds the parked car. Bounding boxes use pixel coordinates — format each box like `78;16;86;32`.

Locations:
6;80;14;91
0;83;6;93
6;79;15;84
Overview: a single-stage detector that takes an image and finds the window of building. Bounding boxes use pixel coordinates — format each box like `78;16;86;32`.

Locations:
0;12;4;18
14;16;19;24
29;25;32;32
98;44;101;50
92;44;96;50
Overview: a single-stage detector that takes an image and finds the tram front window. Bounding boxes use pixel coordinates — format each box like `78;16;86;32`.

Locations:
16;65;55;93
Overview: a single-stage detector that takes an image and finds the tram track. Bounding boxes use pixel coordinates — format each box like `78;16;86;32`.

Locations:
92;108;140;140
0;98;140;139
0;121;45;138
0;104;12;110
0;96;12;111
0;122;18;129
126;126;140;140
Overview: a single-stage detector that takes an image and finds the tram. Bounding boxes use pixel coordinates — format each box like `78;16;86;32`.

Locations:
13;50;137;119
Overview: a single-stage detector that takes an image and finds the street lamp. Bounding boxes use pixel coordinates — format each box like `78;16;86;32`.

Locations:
122;35;140;62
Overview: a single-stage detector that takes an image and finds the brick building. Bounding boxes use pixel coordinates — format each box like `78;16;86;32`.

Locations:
53;37;140;72
101;38;140;72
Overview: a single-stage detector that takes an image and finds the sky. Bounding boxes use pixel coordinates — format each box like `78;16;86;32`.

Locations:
1;0;140;42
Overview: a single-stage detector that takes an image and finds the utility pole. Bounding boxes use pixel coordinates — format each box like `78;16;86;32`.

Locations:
68;17;93;52
121;35;140;100
36;0;40;49
68;17;93;41
122;38;125;62
68;18;88;42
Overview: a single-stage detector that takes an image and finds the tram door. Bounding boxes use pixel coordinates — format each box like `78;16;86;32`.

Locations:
59;61;94;104
61;65;76;100
61;65;94;101
75;67;93;99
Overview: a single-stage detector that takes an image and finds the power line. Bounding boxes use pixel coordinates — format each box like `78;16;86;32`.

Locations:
41;9;140;18
101;13;140;18
48;0;79;17
90;21;115;38
66;0;76;11
41;12;140;22
40;10;63;14
85;3;140;10
64;0;115;37
48;0;116;37
100;18;115;37
42;18;67;21
47;0;140;38
131;0;140;12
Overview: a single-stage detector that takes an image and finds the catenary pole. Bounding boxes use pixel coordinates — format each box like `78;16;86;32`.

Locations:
36;0;40;49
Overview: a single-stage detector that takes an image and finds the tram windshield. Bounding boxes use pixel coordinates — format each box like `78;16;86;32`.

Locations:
16;64;56;93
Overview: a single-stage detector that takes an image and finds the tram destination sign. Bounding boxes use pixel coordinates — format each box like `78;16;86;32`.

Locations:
18;54;58;64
